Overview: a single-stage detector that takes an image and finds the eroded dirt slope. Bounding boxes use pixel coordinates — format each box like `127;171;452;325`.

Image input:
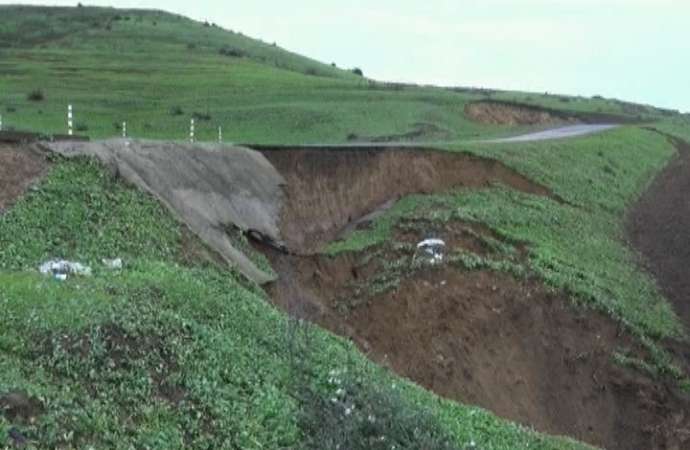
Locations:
0;143;49;213
628;137;690;328
465;101;579;126
260;222;690;450
259;147;555;253
256;144;690;450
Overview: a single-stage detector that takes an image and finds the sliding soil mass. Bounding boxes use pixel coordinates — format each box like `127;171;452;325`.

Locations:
258;146;555;253
258;146;690;450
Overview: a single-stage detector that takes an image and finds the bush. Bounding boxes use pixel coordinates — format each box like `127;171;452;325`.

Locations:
6;106;16;113
352;67;364;77
27;89;44;102
169;105;184;116
219;46;246;58
192;111;211;121
187;42;197;50
74;122;88;132
305;68;318;76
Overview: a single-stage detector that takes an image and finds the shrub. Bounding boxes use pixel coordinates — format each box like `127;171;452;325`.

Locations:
187;43;197;50
192;111;211;121
169;105;184;116
219;47;246;58
6;106;16;113
305;68;318;76
74;122;88;132
352;67;364;77
27;89;44;102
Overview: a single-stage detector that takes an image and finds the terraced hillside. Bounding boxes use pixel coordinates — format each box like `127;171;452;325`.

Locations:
1;5;690;450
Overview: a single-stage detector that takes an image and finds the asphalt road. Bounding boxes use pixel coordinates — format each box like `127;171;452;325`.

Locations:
484;124;619;143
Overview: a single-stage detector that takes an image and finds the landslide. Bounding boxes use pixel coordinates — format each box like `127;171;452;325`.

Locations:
258;146;556;253
255;146;690;450
259;223;690;450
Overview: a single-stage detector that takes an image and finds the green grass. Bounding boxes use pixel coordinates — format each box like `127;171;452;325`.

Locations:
329;126;686;377
0;5;677;144
0;156;593;449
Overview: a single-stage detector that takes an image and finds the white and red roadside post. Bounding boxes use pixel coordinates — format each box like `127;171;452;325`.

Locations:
67;104;73;136
218;125;222;143
122;121;127;138
190;118;195;143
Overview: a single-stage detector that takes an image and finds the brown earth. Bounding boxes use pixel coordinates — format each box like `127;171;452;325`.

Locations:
627;137;690;329
0;143;49;213
464;101;579;126
259;147;557;254
260;220;690;450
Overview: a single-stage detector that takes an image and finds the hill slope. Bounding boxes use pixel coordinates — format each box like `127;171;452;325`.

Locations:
2;5;690;450
0;5;680;144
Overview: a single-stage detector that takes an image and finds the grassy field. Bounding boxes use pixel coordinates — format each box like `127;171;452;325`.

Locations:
0;5;677;144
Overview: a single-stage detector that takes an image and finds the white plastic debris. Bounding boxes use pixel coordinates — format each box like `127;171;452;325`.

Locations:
416;238;445;248
415;238;446;265
39;260;92;280
102;258;123;270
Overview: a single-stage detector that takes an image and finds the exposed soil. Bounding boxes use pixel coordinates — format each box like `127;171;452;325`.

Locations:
464;100;638;126
260;221;690;449
259;147;556;254
465;101;579;126
0;143;49;213
0;391;44;423
627;137;690;329
346;122;451;143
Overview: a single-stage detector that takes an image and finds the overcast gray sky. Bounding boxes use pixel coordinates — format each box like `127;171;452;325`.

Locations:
6;0;690;112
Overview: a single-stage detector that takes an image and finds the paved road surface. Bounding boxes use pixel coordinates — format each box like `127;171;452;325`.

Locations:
485;124;619;143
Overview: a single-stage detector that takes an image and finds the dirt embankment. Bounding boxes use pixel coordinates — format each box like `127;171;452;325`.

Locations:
259;147;555;253
0;143;49;213
465;101;580;126
627;135;690;354
260;222;690;450
256;146;690;450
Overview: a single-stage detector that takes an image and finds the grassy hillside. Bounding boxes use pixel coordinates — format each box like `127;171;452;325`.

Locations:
2;5;690;449
0;157;594;449
0;5;678;144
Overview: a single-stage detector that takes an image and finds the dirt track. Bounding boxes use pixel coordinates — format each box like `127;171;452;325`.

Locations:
628;137;690;328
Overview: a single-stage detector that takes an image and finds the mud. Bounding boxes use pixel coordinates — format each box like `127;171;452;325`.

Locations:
259;147;555;253
0;143;49;213
260;219;690;450
628;137;690;329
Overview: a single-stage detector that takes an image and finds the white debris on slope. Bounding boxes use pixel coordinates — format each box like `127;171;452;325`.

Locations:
102;258;123;270
39;260;92;280
415;238;446;265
